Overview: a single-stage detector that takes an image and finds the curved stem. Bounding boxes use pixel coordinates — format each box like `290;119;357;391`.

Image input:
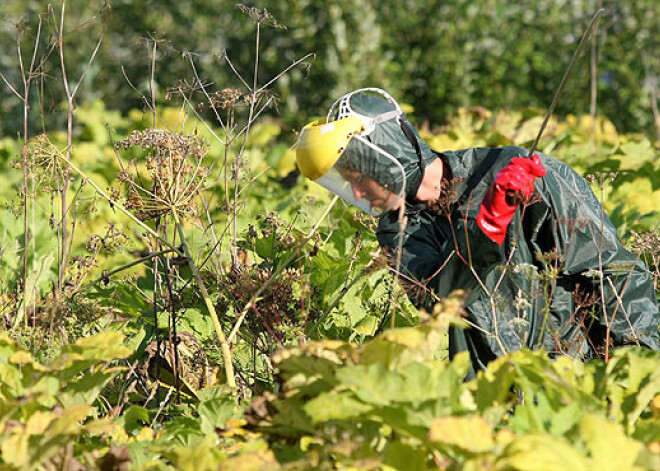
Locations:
173;211;236;389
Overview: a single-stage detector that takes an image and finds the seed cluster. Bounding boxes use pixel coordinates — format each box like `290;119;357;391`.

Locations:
114;129;209;221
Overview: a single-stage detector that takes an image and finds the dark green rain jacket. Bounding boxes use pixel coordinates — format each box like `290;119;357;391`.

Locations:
377;146;659;374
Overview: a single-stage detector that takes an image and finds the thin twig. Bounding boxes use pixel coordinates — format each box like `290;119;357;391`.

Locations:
54;0;106;292
589;0;602;157
258;53;315;92
642;53;660;150
93;249;176;284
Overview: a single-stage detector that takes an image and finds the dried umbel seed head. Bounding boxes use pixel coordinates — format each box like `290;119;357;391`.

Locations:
114;129;210;221
19;134;66;187
631;231;660;257
115;129;207;161
236;4;285;28
86;224;129;254
221;264;317;341
210;88;245;110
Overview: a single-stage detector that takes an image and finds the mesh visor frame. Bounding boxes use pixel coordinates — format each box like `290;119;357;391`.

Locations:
327;88;403;123
313;134;407;216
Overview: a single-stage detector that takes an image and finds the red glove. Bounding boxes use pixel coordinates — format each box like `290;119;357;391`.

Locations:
476;154;546;246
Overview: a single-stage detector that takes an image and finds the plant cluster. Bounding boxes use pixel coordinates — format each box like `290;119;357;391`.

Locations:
0;2;658;469
114;129;210;221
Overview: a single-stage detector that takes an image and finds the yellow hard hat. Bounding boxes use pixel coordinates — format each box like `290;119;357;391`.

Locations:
295;115;366;181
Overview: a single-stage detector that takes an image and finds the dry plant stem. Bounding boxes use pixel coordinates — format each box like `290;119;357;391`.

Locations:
151;387;174;426
184;54;228;132
256;53;314;93
0;209;10;277
226;195;340;345
527;8;605;159
596;181;611;359
0;16;44;319
94;249;176;284
390;265;495;338
180;54;240;267
457;206;506;353
179;220;235;293
54;0;105;292
56;0;72;291
121;67;157;121
152;227;162;405
160;241;182;402
642;53;660;150
391;201;407;328
199;194;225;276
606;275;640;345
173;211;236;389
589;0;602;157
225;110;234;266
230;22;263;269
20;24;39;313
149;39;158;128
343;235;363;290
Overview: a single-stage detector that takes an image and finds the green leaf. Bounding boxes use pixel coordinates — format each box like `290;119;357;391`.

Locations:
352;315;379;336
13;253;55;327
471;356;516;412
428;416;495;453
85;282;150;318
158;417;204;447
47;404;92;436
60;368;125;407
310;252;351;297
618;139;654;171
61;331;132;362
501;434;590;471
303;391;371;423
383;442;427;471
119;405;151;435
198;395;241;434
336;363;406;406
0;433;29;467
579;414;641;470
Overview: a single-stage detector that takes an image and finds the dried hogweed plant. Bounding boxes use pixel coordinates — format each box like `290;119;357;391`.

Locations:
114;129;209;221
631;230;660;291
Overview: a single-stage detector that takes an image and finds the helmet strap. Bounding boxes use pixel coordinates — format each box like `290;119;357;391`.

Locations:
398;117;426;200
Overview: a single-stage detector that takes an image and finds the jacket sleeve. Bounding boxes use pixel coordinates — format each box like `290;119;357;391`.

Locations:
530;155;659;351
376;209;447;309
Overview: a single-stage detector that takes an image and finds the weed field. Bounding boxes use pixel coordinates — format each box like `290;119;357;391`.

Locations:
1;3;660;470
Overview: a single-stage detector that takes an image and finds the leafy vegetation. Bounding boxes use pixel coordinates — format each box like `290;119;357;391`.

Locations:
0;2;659;469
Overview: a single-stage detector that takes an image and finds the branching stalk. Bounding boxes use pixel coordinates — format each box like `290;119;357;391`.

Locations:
93;249;176;284
54;0;106;292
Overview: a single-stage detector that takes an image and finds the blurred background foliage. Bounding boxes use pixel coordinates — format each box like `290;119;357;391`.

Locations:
1;0;659;139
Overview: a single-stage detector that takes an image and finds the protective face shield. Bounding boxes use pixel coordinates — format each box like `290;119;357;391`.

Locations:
296;88;434;216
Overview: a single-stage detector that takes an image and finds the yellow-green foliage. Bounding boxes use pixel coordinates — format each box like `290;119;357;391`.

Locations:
0;332;132;469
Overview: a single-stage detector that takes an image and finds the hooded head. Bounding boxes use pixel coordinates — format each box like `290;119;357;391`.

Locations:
296;88;436;215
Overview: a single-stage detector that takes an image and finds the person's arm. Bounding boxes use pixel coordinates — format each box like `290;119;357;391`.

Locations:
376;210;447;310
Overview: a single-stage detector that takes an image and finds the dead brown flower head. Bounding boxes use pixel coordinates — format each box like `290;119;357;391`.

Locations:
114;129;209;221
